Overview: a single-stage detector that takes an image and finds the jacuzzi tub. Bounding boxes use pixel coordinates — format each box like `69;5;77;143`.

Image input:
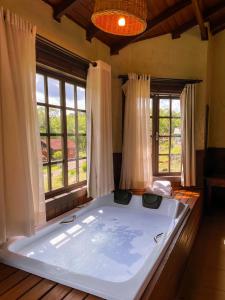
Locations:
0;193;189;300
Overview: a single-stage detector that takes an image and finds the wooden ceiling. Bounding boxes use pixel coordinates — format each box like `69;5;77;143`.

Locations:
42;0;225;55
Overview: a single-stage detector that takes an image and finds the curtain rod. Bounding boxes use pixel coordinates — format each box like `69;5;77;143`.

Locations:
36;35;97;67
118;75;202;83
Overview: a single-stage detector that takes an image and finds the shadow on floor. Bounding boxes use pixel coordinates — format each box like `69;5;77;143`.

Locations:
177;197;225;300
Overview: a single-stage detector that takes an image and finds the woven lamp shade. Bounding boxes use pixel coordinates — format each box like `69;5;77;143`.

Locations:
91;0;147;36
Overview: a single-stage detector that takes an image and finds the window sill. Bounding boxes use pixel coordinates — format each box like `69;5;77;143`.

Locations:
153;175;181;183
45;185;87;204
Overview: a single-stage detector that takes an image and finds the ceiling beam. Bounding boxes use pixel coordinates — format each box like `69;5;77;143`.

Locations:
110;0;192;55
172;19;196;39
191;0;208;40
211;20;225;35
53;0;78;22
171;0;225;39
86;24;99;42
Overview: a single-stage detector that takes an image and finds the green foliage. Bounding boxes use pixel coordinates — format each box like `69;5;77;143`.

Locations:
82;161;87;172
37;106;46;133
52;150;63;161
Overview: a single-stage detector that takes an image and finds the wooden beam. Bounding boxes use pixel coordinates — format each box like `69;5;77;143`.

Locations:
211;20;225;35
171;19;196;39
53;0;77;22
191;0;208;40
110;0;192;55
86;24;99;42
171;0;225;39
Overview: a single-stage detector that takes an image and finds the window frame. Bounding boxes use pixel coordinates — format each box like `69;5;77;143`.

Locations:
151;93;182;177
36;66;87;199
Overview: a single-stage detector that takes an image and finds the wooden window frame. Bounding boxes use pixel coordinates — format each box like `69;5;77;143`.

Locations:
36;66;87;199
151;93;182;177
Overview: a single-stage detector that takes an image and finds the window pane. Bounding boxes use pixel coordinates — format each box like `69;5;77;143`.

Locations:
36;74;45;103
158;155;169;173
78;112;86;134
51;163;63;190
37;105;47;133
41;137;48;163
150;98;152;117
68;161;77;185
49;108;62;133
172;118;181;136
172;100;181;117
48;77;60;106
159;137;169;154
79;159;87;182
43;166;49;192
50;136;63;161
159;118;170;136
159;99;170;116
66;110;76;134
171;137;181;154
65;83;75;108
150;117;152;136
78;135;86;158
67;136;76;159
77;86;85;110
170;155;181;173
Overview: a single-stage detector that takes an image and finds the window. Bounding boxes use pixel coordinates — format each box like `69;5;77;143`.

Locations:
36;70;87;197
150;95;182;176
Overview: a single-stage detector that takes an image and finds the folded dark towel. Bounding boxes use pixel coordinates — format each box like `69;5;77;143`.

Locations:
142;193;162;209
114;189;132;205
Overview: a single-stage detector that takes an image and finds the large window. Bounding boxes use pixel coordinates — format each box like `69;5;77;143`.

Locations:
151;95;182;176
36;70;87;197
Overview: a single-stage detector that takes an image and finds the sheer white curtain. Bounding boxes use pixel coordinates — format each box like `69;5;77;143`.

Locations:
0;8;46;244
181;84;196;187
86;60;114;198
120;73;152;190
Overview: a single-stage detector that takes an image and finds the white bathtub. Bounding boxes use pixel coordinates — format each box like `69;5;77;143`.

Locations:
0;193;189;300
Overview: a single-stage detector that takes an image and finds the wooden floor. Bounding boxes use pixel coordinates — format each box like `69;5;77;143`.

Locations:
178;210;225;300
0;263;101;300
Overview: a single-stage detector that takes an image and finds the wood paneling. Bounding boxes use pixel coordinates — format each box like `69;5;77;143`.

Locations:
36;36;93;79
141;189;202;300
113;152;122;188
206;147;225;177
42;0;225;54
46;188;89;220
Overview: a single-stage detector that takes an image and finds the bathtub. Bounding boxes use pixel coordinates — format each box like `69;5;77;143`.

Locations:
0;193;189;300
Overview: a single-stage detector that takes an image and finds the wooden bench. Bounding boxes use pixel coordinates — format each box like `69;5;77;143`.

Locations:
0;189;202;300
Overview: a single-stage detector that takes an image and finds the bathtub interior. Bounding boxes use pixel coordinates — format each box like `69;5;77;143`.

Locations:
7;194;187;283
1;193;189;300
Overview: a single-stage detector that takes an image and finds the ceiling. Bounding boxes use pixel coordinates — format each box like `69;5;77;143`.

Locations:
42;0;225;55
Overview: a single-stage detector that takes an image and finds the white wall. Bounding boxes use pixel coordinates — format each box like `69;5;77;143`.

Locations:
110;27;210;152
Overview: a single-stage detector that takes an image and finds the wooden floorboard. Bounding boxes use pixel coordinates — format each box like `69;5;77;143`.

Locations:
0;270;29;296
41;284;72;300
0;264;18;282
0;275;42;300
0;189;200;300
18;279;57;300
178;210;225;300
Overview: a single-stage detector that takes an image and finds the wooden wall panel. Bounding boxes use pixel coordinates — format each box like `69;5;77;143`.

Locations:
206;147;225;176
46;188;88;220
141;190;202;300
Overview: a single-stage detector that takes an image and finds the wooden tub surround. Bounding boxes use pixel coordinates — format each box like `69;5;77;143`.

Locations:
0;189;202;300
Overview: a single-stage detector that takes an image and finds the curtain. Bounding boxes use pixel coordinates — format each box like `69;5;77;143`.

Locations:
86;60;114;198
0;8;46;244
181;84;196;187
120;73;152;190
